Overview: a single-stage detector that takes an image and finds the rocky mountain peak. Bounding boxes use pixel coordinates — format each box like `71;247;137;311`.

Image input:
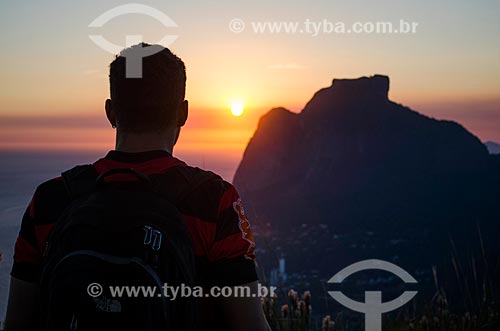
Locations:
331;74;390;100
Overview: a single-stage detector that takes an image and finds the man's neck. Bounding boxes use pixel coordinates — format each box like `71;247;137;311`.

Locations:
114;129;177;154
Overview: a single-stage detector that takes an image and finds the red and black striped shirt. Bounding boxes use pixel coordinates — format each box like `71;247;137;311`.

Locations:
11;150;258;287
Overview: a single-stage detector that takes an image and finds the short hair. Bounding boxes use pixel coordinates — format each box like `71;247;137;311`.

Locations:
109;43;186;132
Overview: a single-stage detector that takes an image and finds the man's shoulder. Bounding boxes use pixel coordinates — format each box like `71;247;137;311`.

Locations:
29;176;69;221
33;163;233;197
167;164;237;222
172;164;232;192
31;161;237;223
36;176;65;191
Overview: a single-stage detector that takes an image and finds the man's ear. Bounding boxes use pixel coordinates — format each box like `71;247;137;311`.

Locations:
105;99;117;128
177;100;188;127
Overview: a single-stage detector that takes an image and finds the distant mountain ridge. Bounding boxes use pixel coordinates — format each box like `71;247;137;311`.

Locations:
485;141;500;154
235;75;491;202
233;75;500;304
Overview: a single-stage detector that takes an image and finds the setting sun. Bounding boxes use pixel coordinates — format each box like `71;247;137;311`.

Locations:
230;102;244;117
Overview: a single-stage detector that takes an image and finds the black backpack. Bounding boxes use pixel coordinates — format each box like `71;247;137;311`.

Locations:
40;165;209;331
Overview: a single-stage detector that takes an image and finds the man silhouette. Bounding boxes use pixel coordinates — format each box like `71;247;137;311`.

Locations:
5;43;270;331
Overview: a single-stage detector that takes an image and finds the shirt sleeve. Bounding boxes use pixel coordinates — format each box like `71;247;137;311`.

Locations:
11;192;44;283
205;183;258;286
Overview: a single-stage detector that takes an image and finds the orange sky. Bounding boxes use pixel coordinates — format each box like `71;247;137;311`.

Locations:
1;0;499;180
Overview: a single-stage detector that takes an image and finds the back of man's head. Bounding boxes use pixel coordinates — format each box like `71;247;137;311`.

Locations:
109;43;186;133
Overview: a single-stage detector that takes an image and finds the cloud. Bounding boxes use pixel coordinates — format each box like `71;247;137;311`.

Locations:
82;69;100;76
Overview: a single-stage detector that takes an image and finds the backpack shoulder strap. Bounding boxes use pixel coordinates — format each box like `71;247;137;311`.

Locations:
176;170;217;204
62;164;214;202
61;164;99;199
152;167;217;205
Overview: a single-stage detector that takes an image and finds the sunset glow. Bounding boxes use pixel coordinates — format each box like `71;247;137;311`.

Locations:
0;0;499;181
